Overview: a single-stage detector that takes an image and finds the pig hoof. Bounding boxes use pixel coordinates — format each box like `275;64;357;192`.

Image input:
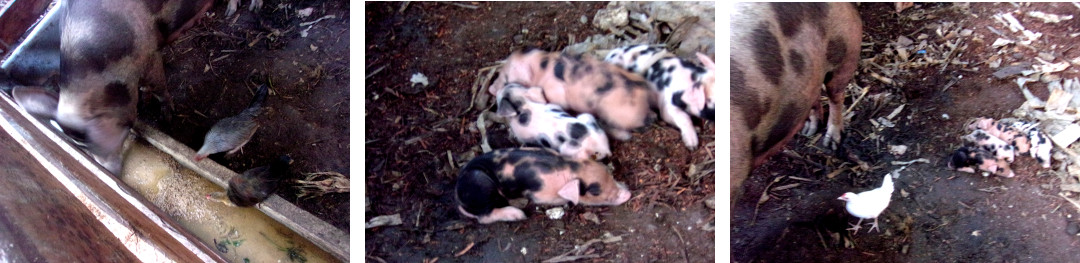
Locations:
609;130;632;141
478;206;527;224
800;120;818;136
822;135;840;150
682;131;699;149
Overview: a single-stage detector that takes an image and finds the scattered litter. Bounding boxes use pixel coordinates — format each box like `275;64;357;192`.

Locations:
581;212;601;224
990;38;1014;48
410;73;430;87
297;7;315;18
542;233;624;263
889;145;908;155
942;113;950;120
1051;124;1080;147
296;171;350;198
366;214;402;228
546;207;565;220
299;15;336;27
891;158;929;166
1026;11;1073;23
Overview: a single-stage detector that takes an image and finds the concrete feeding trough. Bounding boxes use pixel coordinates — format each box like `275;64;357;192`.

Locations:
0;0;349;261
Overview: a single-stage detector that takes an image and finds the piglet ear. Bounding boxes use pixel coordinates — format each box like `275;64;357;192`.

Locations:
557;179;582;204
524;86;546;103
487;75;504;96
495;96;518;117
696;52;714;69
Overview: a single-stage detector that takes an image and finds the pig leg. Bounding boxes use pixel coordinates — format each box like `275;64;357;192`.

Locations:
226;0;241;17
801;97;823;137
605;127;632;141
661;99;699;149
730;113;752;208
823;37;860;150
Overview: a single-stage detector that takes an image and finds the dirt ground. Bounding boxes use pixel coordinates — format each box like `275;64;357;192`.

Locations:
365;2;715;262
141;0;351;233
733;3;1080;262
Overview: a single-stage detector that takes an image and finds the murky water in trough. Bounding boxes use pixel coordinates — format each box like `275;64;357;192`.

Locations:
122;139;335;263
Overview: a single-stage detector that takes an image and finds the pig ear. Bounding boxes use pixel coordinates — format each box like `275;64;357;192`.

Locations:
487;74;505;96
495;96;518;117
557;179;582;204
558;142;582;157
524;86;546;103
696;52;714;69
12;86;59;119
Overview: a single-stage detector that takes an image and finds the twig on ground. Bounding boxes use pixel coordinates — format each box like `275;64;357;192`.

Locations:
443;2;479;9
845;83;870;116
752;176;784;225
463;64;501;116
891;158;930;165
367;255;388;263
454;242;475;257
671;226;690;263
542;234;624;263
1059;193;1080;213
477;112;492;153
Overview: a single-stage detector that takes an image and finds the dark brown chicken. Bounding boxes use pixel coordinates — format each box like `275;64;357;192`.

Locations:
207;155;292;207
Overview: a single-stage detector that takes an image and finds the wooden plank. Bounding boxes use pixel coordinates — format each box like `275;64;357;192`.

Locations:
0;91;226;262
0;0;52;55
0;132;141;262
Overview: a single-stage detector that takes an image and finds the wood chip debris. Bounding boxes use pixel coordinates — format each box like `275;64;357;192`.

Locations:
366;214;402;228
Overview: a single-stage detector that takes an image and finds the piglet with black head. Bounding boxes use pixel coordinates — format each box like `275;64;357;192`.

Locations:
455;148;631;224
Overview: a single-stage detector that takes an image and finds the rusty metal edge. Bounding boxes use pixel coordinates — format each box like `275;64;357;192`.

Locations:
133;121;351;262
0;92;225;262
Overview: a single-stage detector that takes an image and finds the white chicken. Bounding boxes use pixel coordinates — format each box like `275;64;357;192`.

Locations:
837;173;894;234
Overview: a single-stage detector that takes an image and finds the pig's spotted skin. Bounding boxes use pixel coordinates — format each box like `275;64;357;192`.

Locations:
948;146;998;175
102;82;133;108
771;3;828;38
826;37;849;65
751;24;784;86
730;2;862;205
65;13;135;74
496;83;611;160
604;44;714;148
490;50;656;141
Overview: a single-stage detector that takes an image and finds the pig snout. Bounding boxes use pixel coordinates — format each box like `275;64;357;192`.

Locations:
995;159;1015;178
572;161;632;206
730;2;863;205
53;0;212;175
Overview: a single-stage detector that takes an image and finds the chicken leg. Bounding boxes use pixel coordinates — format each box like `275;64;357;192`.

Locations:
867;218;881;233
847;218;864;233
